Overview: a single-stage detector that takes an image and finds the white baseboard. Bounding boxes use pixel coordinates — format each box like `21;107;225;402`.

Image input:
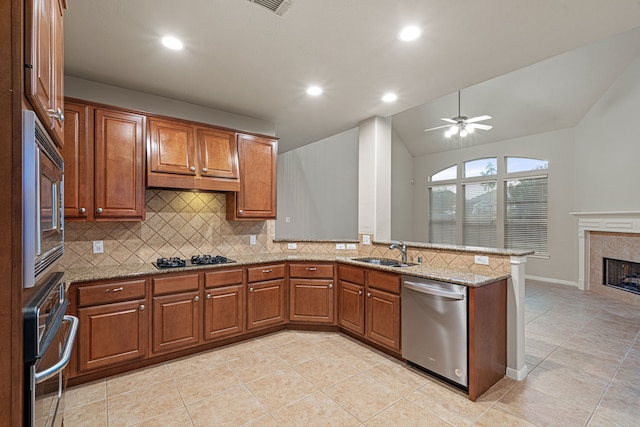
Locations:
506;365;529;381
525;275;579;288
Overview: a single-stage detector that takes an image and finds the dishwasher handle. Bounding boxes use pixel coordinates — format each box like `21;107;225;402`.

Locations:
404;281;466;300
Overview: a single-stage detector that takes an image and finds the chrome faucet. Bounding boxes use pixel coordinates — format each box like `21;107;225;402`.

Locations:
389;241;408;263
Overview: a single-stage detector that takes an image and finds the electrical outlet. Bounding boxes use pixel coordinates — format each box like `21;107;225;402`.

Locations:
92;240;104;254
250;235;257;245
346;243;357;250
475;255;489;265
362;235;371;245
285;216;291;223
336;243;346;250
287;243;297;250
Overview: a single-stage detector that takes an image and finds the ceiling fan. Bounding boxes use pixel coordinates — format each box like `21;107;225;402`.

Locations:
424;91;493;137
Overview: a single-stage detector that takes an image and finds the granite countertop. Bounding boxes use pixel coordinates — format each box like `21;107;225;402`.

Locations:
62;253;510;288
373;239;534;257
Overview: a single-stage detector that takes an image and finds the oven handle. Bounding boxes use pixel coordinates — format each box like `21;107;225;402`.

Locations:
404;281;466;300
34;315;79;384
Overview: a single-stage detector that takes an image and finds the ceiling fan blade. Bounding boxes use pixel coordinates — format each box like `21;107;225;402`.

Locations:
424;124;451;132
440;118;457;124
467;123;493;131
466;115;492;123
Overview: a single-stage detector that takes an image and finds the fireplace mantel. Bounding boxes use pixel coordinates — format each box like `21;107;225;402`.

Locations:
571;211;640;290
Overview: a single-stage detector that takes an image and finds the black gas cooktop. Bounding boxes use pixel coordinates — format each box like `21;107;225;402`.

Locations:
153;255;235;269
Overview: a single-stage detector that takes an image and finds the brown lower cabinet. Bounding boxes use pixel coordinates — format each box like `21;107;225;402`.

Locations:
289;263;335;324
338;265;401;353
74;278;149;374
204;269;245;340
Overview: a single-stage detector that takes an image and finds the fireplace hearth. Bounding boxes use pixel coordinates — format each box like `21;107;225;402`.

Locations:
604;257;640;295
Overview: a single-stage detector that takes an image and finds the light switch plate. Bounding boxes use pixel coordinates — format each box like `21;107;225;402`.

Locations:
362;235;371;245
92;240;104;254
287;243;297;250
346;243;357;250
475;255;489;265
250;235;257;245
336;243;346;250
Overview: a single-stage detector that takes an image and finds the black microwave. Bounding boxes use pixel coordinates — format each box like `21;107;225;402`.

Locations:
23;110;64;288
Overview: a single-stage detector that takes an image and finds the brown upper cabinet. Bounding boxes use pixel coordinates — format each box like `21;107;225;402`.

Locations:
147;118;240;192
227;134;278;220
63;100;146;221
25;0;67;148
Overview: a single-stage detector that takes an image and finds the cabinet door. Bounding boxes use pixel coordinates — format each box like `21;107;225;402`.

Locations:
51;0;65;146
227;134;277;219
246;279;286;331
148;118;196;176
337;280;365;335
63;102;92;220
289;279;334;323
197;128;239;180
204;284;244;341
365;287;400;352
94;108;145;220
152;291;201;354
77;299;148;372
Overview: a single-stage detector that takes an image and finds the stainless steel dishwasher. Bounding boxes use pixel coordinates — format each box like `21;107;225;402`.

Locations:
402;275;468;388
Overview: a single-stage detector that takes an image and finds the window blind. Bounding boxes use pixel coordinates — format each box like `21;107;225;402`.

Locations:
463;182;497;247
428;185;456;245
505;176;548;254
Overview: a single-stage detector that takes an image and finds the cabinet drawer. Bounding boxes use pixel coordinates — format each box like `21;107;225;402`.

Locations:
204;268;243;289
78;279;146;307
247;264;285;283
338;265;365;285
289;263;334;279
152;273;200;296
367;270;401;294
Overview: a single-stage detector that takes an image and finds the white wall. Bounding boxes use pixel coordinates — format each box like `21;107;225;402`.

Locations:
409;128;577;284
391;129;414;241
275;128;359;239
574;55;640;212
65;76;274;136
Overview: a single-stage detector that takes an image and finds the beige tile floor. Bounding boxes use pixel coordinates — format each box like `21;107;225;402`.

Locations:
65;280;640;426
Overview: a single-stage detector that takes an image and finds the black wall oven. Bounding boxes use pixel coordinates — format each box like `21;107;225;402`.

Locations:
24;272;78;427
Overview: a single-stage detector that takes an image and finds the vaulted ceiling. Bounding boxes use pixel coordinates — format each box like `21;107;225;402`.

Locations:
64;0;640;153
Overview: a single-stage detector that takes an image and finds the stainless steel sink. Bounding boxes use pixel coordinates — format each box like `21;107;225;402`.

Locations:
352;257;416;268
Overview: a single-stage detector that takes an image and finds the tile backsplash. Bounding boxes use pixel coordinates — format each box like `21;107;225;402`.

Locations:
60;189;277;269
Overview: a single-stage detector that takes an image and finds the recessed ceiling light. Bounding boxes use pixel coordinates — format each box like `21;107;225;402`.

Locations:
306;86;322;96
161;36;183;50
382;93;397;103
399;26;421;41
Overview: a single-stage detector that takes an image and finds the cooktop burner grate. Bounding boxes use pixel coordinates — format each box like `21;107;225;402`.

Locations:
154;257;186;269
153;255;236;269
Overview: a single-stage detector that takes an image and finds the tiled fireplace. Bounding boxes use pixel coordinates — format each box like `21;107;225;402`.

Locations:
575;212;640;307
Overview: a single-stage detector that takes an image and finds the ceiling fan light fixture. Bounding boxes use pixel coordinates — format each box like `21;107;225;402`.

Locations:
466;125;475;134
460;128;468;137
449;125;458;135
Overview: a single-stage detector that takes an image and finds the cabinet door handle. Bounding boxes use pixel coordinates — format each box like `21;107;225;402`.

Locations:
328;283;333;289
139;304;145;311
56;108;65;123
367;292;371;298
202;167;208;173
262;269;272;273
96;208;103;214
194;296;200;302
79;207;86;214
358;290;363;296
239;210;244;215
249;287;254;293
306;267;317;271
206;294;212;299
190;166;196;172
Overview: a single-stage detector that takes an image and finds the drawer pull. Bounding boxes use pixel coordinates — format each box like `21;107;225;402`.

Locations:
262;269;273;273
139;304;145;311
306;267;317;271
105;287;124;293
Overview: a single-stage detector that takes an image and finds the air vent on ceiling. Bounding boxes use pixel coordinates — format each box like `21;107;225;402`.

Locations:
247;0;293;16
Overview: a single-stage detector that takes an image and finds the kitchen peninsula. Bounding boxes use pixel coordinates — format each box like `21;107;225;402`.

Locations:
62;241;530;401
